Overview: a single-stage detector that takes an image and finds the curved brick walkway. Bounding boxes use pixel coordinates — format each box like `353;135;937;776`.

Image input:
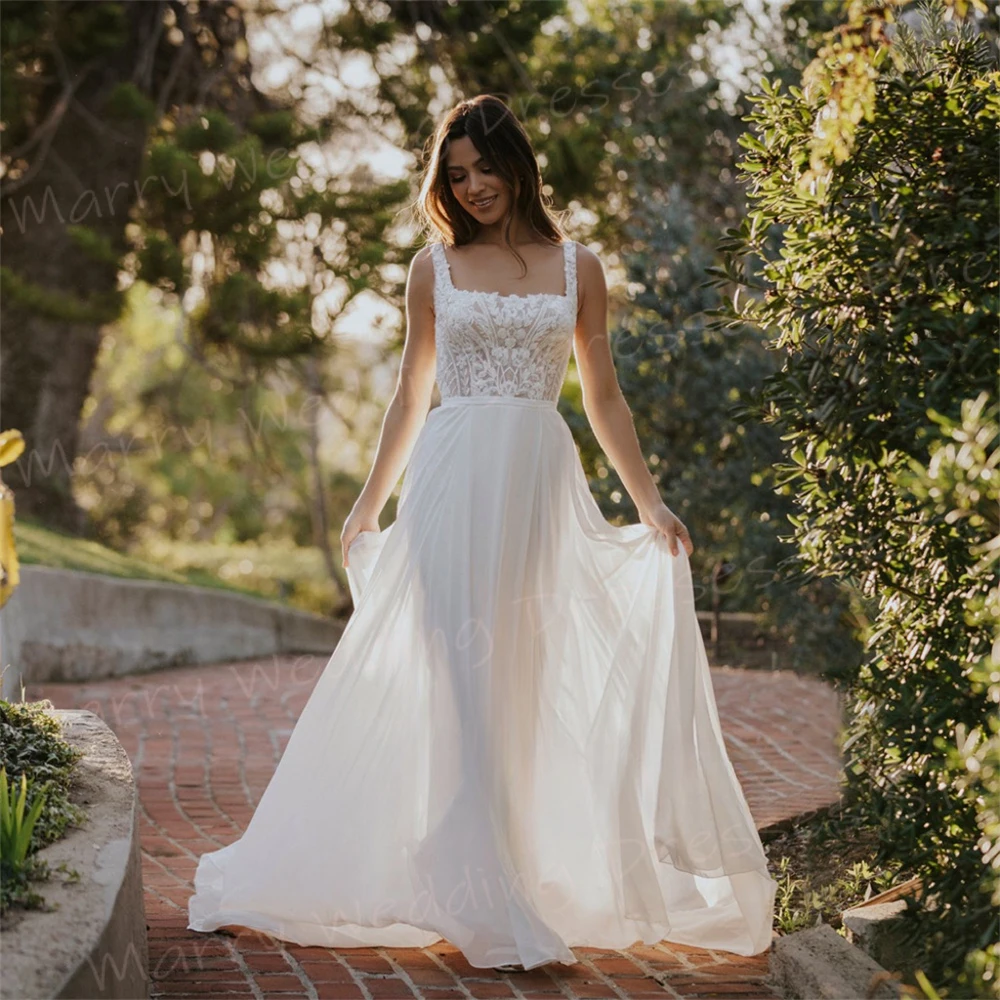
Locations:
26;656;842;999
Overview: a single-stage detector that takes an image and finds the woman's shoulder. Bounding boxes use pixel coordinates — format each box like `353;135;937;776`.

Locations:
414;240;443;258
411;242;444;270
568;239;603;277
407;244;439;299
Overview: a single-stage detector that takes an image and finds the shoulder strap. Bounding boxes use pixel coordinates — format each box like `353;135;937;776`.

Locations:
430;240;457;295
429;241;444;281
563;240;577;304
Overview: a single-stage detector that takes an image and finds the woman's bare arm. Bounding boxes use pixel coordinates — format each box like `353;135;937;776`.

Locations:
341;246;438;566
572;244;693;556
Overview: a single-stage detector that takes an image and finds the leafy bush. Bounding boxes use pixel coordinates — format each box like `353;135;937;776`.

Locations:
715;2;999;993
0;699;86;913
894;396;999;998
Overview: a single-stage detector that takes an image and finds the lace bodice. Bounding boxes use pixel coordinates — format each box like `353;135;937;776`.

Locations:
430;240;578;402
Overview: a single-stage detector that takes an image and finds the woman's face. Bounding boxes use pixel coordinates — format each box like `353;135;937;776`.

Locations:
444;136;510;222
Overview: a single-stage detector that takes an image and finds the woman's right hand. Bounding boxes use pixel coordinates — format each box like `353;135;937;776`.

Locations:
341;507;381;568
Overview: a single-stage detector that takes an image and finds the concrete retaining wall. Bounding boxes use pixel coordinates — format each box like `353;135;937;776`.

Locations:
0;566;342;700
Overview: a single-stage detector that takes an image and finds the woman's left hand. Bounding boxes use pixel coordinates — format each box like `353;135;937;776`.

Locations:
640;502;694;557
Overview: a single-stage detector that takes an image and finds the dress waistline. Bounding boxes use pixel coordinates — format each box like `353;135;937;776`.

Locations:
438;395;557;410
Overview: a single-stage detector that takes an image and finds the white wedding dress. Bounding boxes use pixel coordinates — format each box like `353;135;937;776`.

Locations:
187;239;778;969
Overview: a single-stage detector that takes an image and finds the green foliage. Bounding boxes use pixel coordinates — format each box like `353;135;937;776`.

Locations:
105;81;156;124
136;232;186;292
73;282;393;614
132;91;400;373
79;283;319;548
719;3;999;992
175;109;240;153
12;516;296;602
0;266;121;325
765;802;913;944
198;272;318;359
886;395;999;998
66;225;120;268
248;111;303;147
773;1;848;79
5;0;386;375
0;0;414;580
51;1;127;63
0;699;86;914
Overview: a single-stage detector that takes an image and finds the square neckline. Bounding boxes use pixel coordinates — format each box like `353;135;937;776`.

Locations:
435;240;575;303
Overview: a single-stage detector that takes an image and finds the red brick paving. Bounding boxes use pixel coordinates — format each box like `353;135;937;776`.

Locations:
25;655;843;999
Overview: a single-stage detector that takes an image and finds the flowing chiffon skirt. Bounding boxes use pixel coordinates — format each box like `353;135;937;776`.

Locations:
187;394;778;969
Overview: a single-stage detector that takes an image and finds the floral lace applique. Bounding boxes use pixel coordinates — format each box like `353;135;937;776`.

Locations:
430;240;577;402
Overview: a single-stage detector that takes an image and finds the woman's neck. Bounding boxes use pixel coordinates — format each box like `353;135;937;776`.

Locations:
471;216;546;247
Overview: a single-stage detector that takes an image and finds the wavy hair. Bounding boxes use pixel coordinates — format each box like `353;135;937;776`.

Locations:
415;95;569;276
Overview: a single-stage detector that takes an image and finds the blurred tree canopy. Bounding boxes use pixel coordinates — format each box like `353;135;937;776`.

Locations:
0;0;402;573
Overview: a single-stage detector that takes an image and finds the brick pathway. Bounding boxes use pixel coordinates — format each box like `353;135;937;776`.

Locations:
26;656;843;999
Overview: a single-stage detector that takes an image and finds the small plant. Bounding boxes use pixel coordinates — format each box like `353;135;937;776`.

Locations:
772;855;811;935
767;805;909;936
0;768;48;870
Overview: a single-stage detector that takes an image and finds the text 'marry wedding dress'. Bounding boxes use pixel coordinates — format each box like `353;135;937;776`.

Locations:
187;238;778;970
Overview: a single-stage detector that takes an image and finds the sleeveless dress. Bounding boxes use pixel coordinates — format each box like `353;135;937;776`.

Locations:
187;239;778;969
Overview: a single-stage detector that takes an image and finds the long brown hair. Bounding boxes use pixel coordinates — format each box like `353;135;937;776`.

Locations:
416;95;569;275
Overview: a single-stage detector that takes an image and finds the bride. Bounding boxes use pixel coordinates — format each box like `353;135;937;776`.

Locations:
187;94;777;973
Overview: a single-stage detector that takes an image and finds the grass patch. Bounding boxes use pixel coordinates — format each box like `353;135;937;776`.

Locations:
132;536;346;617
13;517;346;615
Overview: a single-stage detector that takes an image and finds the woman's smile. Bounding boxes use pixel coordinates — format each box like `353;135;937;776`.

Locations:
469;193;498;211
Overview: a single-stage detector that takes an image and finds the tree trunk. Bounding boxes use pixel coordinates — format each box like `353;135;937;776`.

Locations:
0;3;163;533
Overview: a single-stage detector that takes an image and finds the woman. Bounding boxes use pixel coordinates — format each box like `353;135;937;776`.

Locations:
188;95;777;973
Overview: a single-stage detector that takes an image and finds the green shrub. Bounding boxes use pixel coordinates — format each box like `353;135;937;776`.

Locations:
895;396;999;998
0;699;86;913
715;1;999;993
